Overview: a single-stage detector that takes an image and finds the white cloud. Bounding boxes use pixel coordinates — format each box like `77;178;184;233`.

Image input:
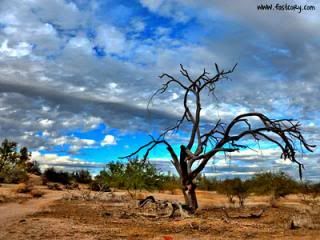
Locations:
101;134;117;146
31;151;103;171
140;0;164;11
51;136;68;145
108;82;118;89
65;36;93;55
95;25;126;54
0;40;32;58
131;19;146;32
48;135;96;153
39;118;54;128
139;0;190;22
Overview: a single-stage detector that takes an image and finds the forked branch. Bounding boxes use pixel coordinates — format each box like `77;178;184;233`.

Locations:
121;63;315;197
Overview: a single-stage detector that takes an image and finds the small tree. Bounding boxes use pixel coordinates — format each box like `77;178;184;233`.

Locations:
218;178;249;207
72;169;92;184
96;158;164;198
26;160;41;175
43;167;71;185
125;158;161;197
99;162;126;189
122;64;315;212
0;139;31;183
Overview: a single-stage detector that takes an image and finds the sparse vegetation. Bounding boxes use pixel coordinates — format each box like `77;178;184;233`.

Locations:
47;182;63;191
159;175;181;194
90;180;111;192
95;158;165;198
0;139;31;183
72;169;92;184
248;172;300;199
42;167;72;185
15;183;33;194
196;175;217;191
30;189;45;198
217;178;250;207
26;160;41;176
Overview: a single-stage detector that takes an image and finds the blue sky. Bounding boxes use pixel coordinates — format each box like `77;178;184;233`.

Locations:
0;0;319;180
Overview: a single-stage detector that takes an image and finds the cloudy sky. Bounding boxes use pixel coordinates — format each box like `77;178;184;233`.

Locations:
0;0;319;180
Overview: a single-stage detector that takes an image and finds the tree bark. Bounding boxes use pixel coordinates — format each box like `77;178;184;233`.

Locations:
183;183;198;213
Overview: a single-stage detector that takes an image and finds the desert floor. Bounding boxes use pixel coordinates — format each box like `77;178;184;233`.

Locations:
0;184;320;240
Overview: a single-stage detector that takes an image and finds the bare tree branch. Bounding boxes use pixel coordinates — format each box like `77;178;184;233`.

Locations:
120;63;315;212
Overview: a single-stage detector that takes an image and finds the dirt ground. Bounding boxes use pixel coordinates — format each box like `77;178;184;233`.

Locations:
0;184;319;240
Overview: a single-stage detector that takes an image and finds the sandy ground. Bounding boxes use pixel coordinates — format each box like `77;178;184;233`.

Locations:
0;184;64;239
0;185;319;240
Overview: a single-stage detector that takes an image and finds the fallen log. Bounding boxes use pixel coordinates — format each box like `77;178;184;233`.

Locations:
139;195;156;207
138;196;191;218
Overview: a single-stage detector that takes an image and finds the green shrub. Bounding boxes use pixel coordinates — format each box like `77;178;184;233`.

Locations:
0;139;30;183
47;183;63;191
0;166;28;184
248;171;299;199
72;169;92;184
30;189;45;198
196;174;219;191
94;157;165;198
90;180;110;192
159;175;181;194
26;161;41;175
43;167;71;185
15;183;33;193
218;178;250;207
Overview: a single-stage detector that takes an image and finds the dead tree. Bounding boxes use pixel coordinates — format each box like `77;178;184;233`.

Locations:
122;64;315;213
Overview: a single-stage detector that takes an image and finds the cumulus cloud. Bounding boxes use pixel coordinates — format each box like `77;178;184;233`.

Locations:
0;40;32;58
101;135;117;146
32;151;104;171
95;25;126;54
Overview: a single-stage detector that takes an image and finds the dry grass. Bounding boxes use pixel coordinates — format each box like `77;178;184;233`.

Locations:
0;185;319;239
30;189;45;198
14;183;33;194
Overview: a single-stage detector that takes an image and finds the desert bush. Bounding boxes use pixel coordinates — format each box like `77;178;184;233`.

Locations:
0;139;31;183
72;169;92;184
305;182;320;199
90;180;110;192
15;183;33;193
30;189;45;198
98;161;126;189
125;158;164;197
158;175;181;194
0;166;28;184
196;174;219;191
47;182;63;191
26;160;41;176
95;157;165;198
218;178;250;207
311;183;320;195
248;171;299;199
43;167;71;185
0;194;8;203
65;182;80;190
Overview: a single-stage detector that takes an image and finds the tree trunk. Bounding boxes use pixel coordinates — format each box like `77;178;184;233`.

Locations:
179;146;198;213
183;183;198;213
